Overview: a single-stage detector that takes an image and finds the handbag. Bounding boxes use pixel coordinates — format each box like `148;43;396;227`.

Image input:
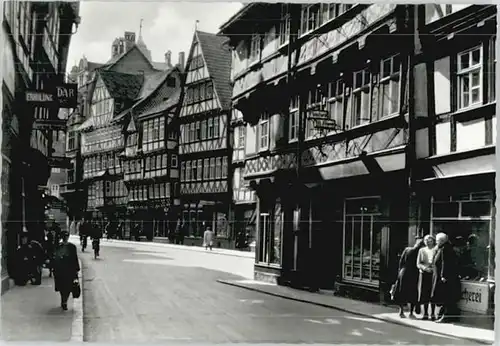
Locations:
72;279;81;299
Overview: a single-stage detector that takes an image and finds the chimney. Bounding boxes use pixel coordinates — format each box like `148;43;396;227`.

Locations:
178;51;185;69
165;51;172;67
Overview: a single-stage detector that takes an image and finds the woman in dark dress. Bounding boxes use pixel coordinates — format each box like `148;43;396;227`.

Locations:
395;237;425;318
53;230;80;310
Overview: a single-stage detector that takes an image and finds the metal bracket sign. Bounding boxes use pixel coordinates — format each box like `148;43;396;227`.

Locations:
33;119;67;131
308;109;338;131
24;83;78;108
48;156;72;169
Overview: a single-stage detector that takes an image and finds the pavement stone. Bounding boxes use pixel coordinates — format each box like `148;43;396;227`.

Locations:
217;279;494;345
0;270;75;341
70;235;255;259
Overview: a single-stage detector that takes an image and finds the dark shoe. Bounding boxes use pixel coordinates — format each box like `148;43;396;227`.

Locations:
61;303;68;311
399;312;406;318
409;313;417;320
422;315;429;321
415;305;421;315
430;315;436;321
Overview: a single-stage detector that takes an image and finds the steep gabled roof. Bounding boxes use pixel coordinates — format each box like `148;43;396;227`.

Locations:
98;70;144;100
112;67;181;123
136;70;172;100
195;30;232;110
138;88;181;119
102;44;170;72
88;61;104;71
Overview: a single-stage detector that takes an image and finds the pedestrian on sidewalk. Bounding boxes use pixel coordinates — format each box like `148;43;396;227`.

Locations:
53;230;80;311
431;232;461;323
417;234;437;320
394;237;424;319
203;227;214;251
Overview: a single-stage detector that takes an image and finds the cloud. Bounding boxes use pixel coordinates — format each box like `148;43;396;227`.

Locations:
66;1;242;71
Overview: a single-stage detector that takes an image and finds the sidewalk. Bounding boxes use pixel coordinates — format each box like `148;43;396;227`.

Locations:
1;264;84;342
217;279;494;345
71;235;255;259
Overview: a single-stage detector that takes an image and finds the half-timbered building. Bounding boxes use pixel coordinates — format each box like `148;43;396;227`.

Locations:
221;3;416;297
79;70;144;224
220;3;497;320
120;66;183;240
178;30;232;246
413;4;496;319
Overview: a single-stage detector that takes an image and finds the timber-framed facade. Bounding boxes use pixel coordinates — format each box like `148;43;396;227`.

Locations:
219;3;497;319
178;30;233;247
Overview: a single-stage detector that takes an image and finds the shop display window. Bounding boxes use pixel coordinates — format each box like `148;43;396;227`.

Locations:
343;197;381;286
431;191;494;281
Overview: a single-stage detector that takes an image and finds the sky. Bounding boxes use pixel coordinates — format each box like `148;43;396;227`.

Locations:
66;1;243;71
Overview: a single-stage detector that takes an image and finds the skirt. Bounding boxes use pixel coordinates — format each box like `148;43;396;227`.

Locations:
418;271;433;304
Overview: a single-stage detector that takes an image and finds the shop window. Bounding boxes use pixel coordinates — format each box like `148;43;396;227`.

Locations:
343;197;382;286
257;203;282;266
430;192;494;281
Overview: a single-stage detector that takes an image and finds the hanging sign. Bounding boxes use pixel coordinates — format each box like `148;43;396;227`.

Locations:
33;119;67;131
24;83;78;108
48;156;72;169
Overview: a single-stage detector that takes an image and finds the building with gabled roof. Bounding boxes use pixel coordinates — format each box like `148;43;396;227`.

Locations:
177;29;233;247
117;67;183;239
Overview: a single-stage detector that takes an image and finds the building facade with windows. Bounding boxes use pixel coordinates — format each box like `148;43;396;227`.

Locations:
178;30;233;246
78;69;144;225
121;67;183;239
231;108;257;249
220;3;497;316
61;57;103;222
1;1;80;293
412;4;496;317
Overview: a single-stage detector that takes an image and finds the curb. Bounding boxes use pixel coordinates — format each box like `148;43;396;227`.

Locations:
217;279;493;345
70;258;84;342
83;236;255;259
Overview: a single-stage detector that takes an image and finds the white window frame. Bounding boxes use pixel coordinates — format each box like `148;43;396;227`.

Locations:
379;55;401;118
327;78;346;132
258;113;270;151
300;4;321;36
249;33;260;64
289;109;299;142
351;68;371;128
279;5;290;46
457;45;483;110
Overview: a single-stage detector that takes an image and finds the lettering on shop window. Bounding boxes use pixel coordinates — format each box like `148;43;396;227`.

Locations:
461;288;482;304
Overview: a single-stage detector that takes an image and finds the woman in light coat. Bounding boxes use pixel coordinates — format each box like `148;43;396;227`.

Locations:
416;234;437;320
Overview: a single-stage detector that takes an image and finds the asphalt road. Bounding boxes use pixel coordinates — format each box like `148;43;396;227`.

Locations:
80;240;479;344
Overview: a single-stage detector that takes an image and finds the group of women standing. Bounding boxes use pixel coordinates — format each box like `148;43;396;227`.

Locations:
393;232;461;323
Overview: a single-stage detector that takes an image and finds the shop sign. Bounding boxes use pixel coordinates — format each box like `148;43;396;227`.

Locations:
48;156;72;169
24;83;77;108
33;119;67;131
458;281;490;314
55;83;78;108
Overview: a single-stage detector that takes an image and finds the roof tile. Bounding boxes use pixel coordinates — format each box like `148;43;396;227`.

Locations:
196;30;232;110
98;70;144;100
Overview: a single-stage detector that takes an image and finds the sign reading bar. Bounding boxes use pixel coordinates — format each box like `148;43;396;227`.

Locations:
33;119;67;131
56;83;77;108
48;156;72;169
24;83;78;108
